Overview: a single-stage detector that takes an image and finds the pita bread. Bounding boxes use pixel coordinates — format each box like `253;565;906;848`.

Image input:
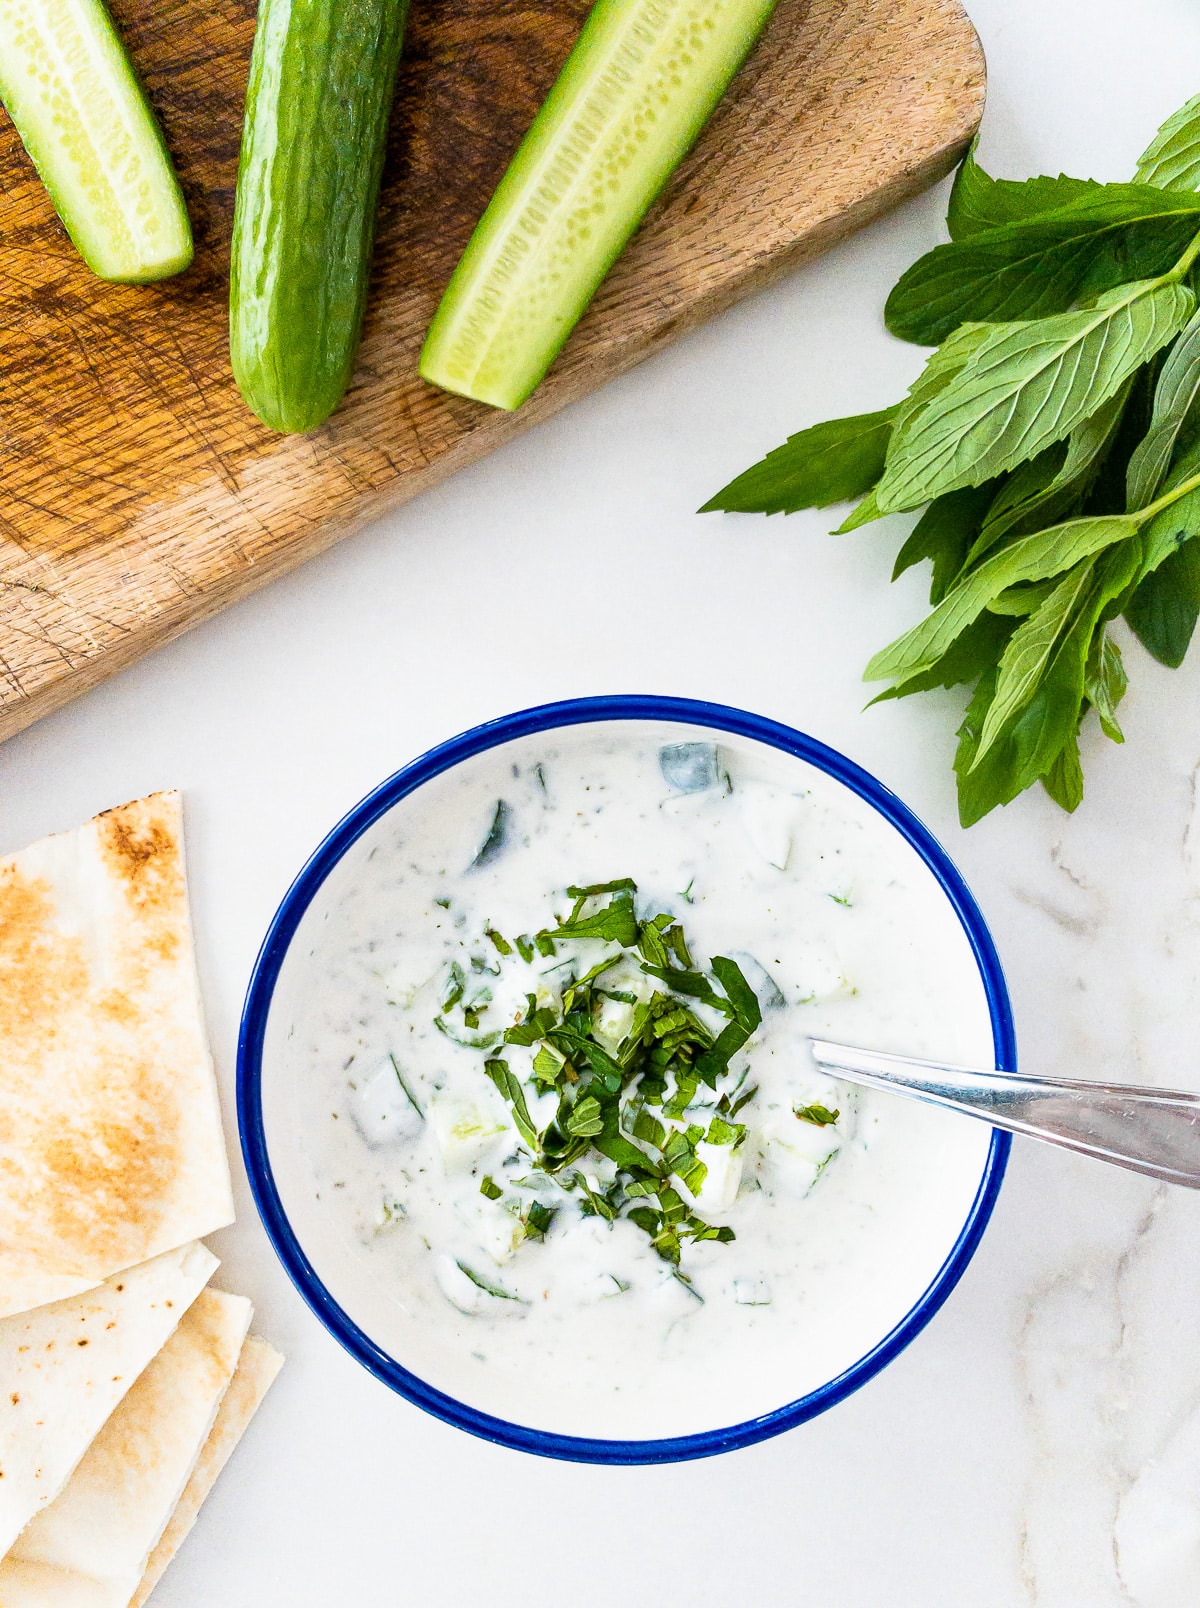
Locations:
5;1287;251;1606
0;791;234;1319
131;1334;283;1608
0;1557;114;1605
0;1242;217;1560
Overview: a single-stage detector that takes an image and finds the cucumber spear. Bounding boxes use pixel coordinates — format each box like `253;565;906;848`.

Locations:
0;0;192;282
230;0;411;434
420;0;777;411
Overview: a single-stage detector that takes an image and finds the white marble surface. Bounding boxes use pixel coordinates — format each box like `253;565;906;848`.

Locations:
5;1;1200;1601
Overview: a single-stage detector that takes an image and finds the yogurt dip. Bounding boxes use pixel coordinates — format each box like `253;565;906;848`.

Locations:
262;720;998;1441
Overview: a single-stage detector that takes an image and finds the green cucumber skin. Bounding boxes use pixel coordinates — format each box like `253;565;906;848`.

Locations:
230;0;411;434
0;0;192;283
420;0;778;411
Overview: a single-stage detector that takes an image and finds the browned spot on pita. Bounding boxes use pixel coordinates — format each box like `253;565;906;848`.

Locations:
0;870;88;1047
98;989;139;1026
97;804;183;919
34;1077;180;1265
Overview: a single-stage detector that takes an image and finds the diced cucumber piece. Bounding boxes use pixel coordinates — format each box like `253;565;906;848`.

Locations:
660;741;723;793
0;0;192;281
760;1110;841;1197
457;1196;526;1266
593;995;636;1051
428;1094;508;1172
420;0;777;409
691;1139;742;1211
732;1276;772;1306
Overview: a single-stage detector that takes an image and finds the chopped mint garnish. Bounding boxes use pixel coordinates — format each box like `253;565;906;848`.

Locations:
470;800;510;869
795;1103;840;1126
441;961;465;1011
455;1260;522;1301
433;1015;500;1050
523;1201;557;1239
388;1053;424;1119
445;880;766;1267
479;1175;503;1200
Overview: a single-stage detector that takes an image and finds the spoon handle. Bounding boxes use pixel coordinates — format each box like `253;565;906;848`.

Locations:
809;1039;1200;1189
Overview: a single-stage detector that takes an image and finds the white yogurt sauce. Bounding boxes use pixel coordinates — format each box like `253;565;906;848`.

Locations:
265;721;998;1441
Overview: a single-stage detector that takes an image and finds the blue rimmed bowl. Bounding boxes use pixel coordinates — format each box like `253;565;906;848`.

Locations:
238;695;1012;1464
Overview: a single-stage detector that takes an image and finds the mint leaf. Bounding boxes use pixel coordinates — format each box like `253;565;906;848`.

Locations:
1139;456;1200;576
548;887;638;946
869;612;1013;703
1135;94;1200;192
699;408;896;514
470;800;510;869
947;144;1103;239
877;280;1194;512
1041;731;1085;812
891;323;992;439
483;1057;539;1150
456;1261;522;1302
794;1103;840;1126
954;669;1023;825
1084;631;1128;740
866;513;1139;684
973;561;1097;764
710;956;762;1033
886;189;1200;346
970;383;1129;560
834;486;885;532
954;542;1141;822
1126;309;1200;509
565;1094;604;1139
1126;534;1200;665
892;482;998;601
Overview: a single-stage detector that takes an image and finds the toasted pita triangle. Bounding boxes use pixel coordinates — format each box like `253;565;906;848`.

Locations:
0;1330;281;1608
6;1287;252;1603
0;792;234;1319
130;1333;283;1608
0;1242;217;1561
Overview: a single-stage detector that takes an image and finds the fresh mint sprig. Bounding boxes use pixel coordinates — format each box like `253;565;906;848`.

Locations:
702;93;1200;825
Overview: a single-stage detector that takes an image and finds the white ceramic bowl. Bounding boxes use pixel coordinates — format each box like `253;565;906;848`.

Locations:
238;696;1012;1463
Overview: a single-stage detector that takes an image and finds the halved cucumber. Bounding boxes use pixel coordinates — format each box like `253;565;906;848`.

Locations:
230;0;411;435
420;0;777;411
0;0;192;282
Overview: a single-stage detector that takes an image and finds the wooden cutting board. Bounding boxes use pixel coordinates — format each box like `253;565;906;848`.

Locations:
0;0;984;742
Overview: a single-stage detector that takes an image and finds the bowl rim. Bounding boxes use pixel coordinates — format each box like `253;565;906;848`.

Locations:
237;694;1013;1464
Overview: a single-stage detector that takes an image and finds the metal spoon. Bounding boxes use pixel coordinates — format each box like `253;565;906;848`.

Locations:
809;1039;1200;1189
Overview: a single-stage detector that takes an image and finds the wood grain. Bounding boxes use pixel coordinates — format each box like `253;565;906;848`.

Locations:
0;0;985;741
